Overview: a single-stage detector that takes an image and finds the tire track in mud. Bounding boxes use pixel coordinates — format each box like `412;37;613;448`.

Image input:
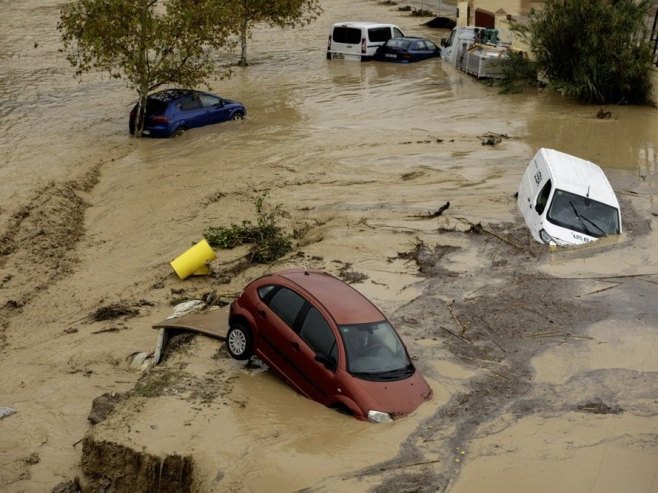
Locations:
374;281;597;493
339;226;605;493
0;164;102;350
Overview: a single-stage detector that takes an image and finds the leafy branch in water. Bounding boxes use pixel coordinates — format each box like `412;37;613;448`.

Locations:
204;193;292;264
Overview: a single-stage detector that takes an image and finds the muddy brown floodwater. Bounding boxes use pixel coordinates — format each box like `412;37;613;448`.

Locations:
1;0;657;492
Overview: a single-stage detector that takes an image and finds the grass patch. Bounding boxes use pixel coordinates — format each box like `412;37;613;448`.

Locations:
133;368;180;398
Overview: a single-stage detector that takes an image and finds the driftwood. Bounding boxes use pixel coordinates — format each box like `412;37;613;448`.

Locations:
455;217;528;253
447;300;468;334
430;201;450;218
440;325;471;344
478;132;511;146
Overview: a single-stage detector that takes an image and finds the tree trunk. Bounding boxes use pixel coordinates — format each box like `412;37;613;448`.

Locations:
135;90;148;138
239;18;248;66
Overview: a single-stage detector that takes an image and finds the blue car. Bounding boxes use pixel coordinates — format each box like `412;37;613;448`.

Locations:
129;89;246;137
373;36;441;63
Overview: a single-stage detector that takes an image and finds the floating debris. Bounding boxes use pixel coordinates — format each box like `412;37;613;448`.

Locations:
0;406;17;419
88;302;139;322
478;132;511;146
577;399;623;415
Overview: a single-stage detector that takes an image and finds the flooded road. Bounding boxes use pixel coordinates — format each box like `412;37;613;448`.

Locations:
1;0;657;492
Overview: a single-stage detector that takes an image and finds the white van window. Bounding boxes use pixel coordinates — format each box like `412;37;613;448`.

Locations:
535;180;552;215
445;30;456;47
547;190;620;237
393;27;404;38
333;27;361;44
368;27;393;43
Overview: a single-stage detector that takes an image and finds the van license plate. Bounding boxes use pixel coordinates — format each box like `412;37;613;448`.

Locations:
333;53;344;60
385;54;397;59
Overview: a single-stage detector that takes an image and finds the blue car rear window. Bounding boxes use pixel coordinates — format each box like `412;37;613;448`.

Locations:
387;39;411;49
145;100;168;114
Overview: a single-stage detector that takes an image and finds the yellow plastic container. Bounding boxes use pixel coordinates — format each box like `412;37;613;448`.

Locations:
170;239;216;280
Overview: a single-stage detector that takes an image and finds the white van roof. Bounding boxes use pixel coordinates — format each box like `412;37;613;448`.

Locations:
331;22;399;29
537;148;620;209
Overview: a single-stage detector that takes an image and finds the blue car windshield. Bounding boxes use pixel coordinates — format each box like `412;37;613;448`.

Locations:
547;189;620;237
339;321;412;379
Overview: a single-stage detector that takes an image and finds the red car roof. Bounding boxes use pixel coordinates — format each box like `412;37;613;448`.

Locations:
274;269;385;326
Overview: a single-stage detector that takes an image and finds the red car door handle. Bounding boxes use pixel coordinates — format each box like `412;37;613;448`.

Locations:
257;309;266;319
291;341;300;351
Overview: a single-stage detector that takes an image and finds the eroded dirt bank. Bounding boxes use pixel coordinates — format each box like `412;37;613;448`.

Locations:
1;0;657;492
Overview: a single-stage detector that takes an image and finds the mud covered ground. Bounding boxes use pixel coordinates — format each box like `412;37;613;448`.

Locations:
74;202;658;493
1;0;658;492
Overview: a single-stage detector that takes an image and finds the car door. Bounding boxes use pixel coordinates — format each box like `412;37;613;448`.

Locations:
176;94;206;128
257;286;307;391
426;40;440;58
528;178;552;240
199;93;229;124
285;305;340;404
413;40;428;60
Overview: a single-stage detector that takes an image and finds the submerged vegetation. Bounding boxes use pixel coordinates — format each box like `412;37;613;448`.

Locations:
498;51;541;94
512;0;654;104
204;193;292;264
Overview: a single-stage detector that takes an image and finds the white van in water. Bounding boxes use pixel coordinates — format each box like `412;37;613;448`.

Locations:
327;22;405;61
440;26;512;79
517;148;622;246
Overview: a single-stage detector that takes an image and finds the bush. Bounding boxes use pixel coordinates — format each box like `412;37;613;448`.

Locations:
204;193;292;264
513;0;654;104
498;51;540;94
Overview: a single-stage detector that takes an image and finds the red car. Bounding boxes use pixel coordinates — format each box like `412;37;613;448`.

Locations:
227;269;432;422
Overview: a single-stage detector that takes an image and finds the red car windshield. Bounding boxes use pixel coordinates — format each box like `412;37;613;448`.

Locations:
339;321;413;380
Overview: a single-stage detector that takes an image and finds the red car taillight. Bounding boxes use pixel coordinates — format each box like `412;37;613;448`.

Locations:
150;115;169;124
361;38;366;54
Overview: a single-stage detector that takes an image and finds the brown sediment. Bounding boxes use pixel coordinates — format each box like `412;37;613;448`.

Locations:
0;0;657;491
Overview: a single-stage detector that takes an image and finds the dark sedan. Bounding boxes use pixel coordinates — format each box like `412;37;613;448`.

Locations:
129;89;245;138
373;36;441;63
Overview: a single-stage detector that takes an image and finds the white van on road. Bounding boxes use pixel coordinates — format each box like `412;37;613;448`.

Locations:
327;22;405;61
517;148;622;246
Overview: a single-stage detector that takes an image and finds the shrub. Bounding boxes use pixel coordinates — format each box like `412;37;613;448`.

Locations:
204;193;292;264
498;51;540;94
512;0;654;104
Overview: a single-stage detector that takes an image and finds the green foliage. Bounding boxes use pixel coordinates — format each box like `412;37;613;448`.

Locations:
58;0;236;136
498;51;540;94
512;0;654;104
204;193;292;264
